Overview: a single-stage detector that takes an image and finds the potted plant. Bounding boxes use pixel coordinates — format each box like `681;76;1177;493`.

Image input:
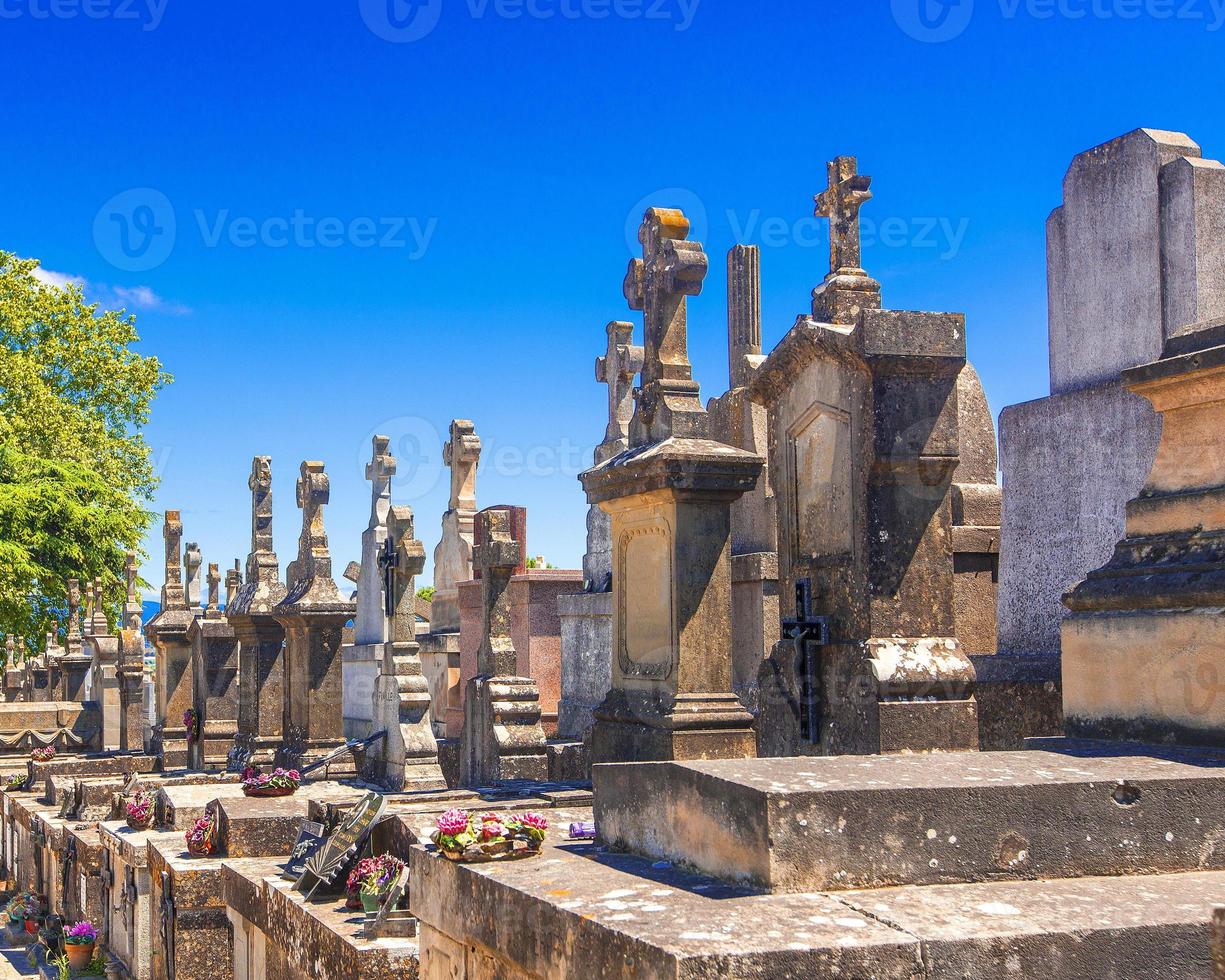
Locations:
63;920;97;969
185;811;215;857
4;772;28;792
4;893;31;929
22;894;43;935
241;766;301;798
31;746;55;763
344;854;403;911
125;791;155;831
431;809;548;862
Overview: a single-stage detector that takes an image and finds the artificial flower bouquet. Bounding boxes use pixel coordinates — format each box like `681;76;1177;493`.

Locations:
241;766;301;798
30;746;55;763
344;854;404;910
183;709;200;745
430;809;548;862
185;810;215;857
125;791;155;830
4;772;29;792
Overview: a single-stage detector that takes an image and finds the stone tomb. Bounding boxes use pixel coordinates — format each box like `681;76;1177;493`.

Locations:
146;512;197;767
750;156;979;758
188;561;241;769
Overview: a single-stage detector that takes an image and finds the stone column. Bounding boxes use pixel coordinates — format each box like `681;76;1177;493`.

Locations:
272;461;356;769
460;509;547;786
342;437;395;740
187;562;240;769
421;419;481;739
228;457;288;765
145;512;196;767
373;505;445;790
581;207;762;765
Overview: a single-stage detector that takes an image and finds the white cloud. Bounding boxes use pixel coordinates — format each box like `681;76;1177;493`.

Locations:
112;285;191;316
30;266;86;291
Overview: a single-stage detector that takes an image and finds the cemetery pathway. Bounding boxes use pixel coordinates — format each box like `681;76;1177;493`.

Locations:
0;944;32;979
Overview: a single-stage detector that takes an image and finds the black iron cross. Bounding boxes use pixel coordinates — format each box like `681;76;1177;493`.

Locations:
377;534;399;619
781;578;831;744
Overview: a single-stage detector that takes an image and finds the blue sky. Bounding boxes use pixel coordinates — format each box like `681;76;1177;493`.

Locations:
3;0;1223;595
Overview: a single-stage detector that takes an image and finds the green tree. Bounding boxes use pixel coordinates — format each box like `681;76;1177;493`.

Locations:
0;252;171;651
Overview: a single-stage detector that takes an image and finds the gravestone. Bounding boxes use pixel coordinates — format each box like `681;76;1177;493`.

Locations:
749;155;979;757
460;508;547;785
994;129;1225;746
117;551;147;753
225;562;241;607
60;577;93;705
707;244;780;714
342;436;395;741
580;206;762;764
371;503;445;790
228;457;288;765
82;575;121;748
420;419;481;739
558;321;643;741
187;561;240;769
272;461;356;769
145;512;196;767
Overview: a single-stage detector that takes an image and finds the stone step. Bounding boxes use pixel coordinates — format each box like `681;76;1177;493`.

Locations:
410;834;1225;979
593;739;1225;892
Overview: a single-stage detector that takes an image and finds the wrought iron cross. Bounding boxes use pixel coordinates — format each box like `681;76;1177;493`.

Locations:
781;578;831;743
814;155;873;275
377;534;399;619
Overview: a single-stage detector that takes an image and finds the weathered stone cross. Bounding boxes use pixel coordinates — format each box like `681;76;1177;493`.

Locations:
184;543;203;608
247;457;277;582
623;207;709;445
67;578;82;640
473;509;521;677
443;420;481;513
290;461;333;585
596;321;643;448
366;435;396;530
814;155;873;275
206;562;221;613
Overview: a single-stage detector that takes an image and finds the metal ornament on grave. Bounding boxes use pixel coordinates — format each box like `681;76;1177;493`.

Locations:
280;818;328;881
294;791;387;898
159;869;176;980
377;534;399;619
780;578;832;744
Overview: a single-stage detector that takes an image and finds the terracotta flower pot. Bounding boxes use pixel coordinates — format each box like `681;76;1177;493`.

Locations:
23;919;38;935
242;785;297;798
66;941;95;970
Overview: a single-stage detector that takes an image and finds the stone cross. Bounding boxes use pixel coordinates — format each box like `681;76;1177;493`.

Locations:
356;436;397;644
366;435;396;529
67;578;82;646
184;543;203;608
124;552;143;632
206;563;221;613
596;321;644;449
92;576;109;634
473;509;522;677
814;155;873;275
623;207;710;445
82;580;95;637
386;505;426;645
289;461;333;586
161;511;186;610
4;636;13;666
225;561;242;607
246;456;280;587
727;244;762;389
443;420;481;514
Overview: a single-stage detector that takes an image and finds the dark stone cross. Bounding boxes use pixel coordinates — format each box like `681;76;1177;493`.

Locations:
781;578;831;744
814;155;873;275
377;534;399;619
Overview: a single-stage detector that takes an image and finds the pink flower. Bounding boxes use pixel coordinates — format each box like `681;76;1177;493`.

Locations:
521;812;548;832
480;821;506;841
437;809;470;837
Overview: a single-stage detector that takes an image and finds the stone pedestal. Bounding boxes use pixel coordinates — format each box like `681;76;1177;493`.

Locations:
341;642;379;740
146;613;193;768
84;632;121;749
730;551;779;715
419;630;460;740
117;660;146;754
556;591;612;740
508;569;581;735
61;652;93;704
1064;322;1225;745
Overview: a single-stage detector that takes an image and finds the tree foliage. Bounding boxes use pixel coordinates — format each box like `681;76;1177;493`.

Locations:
0;252;171;656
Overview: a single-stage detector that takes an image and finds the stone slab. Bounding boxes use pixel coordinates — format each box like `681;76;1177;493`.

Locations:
216;795;312;858
594;742;1225;893
157;782;247;830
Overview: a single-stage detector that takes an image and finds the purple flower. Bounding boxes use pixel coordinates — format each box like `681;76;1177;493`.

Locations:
65;920;97;943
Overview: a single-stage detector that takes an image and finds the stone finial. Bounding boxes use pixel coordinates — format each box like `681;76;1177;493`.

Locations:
624;207;710;446
814;155;873;276
443;420;481;514
161;511;186;610
473;509;523;677
288;461;333;587
386;505;426;645
67;578;82;641
206;562;221;613
4;636;13;665
596;321;644;451
727;244;763;389
123;551;143;632
184;542;203;608
92;575;109;634
82;580;95;637
245;456;280;587
225;561;242;606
